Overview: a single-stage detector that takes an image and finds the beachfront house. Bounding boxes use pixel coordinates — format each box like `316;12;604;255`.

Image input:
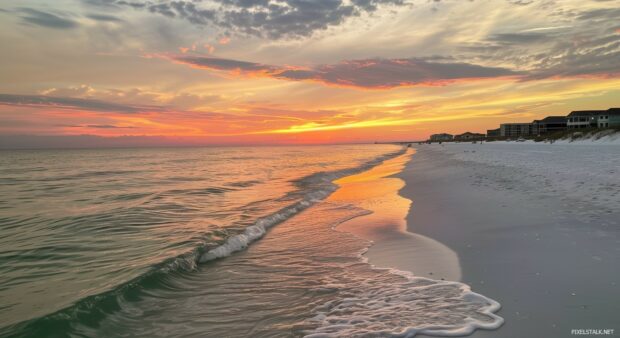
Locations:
486;128;501;138
484;107;619;139
500;123;533;138
532;116;567;135
566;110;605;129
454;132;485;141
430;133;454;142
597;108;620;128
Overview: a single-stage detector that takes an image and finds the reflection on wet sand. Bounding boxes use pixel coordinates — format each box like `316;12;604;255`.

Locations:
330;149;462;282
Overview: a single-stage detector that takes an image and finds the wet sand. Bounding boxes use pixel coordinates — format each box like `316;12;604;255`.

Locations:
401;145;620;338
331;149;462;285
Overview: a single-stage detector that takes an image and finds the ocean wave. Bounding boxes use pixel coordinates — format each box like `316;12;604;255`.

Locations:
198;147;408;263
0;146;407;336
226;179;261;188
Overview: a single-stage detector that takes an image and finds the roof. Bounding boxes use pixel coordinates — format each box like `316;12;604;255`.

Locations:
500;123;532;126
457;132;485;136
607;108;620;116
539;116;567;123
567;110;605;117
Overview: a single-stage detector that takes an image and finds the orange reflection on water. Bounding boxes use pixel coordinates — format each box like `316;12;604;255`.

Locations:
329;149;414;240
330;148;462;281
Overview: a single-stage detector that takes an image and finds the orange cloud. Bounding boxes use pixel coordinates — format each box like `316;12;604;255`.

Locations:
204;44;215;54
171;55;520;90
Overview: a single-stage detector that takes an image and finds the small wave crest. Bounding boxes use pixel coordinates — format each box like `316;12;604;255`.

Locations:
200;199;314;262
198;147;407;263
0;146;407;336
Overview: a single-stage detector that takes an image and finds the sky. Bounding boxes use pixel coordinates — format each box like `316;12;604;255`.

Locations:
0;0;619;147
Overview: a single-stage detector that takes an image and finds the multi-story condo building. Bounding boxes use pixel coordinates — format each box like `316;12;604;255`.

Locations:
566;110;605;129
500;123;533;138
430;133;454;142
532;116;567;135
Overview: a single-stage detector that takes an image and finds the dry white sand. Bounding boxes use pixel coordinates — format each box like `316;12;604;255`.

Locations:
402;143;620;337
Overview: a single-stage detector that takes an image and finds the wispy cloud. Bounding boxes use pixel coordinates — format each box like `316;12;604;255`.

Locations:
520;26;572;33
0;94;161;114
172;55;519;89
488;32;550;45
86;13;123;22
17;8;78;29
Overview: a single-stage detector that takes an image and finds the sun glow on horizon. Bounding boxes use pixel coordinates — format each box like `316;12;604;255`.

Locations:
0;0;618;146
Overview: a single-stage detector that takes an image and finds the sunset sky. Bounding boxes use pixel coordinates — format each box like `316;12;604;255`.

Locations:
1;0;619;146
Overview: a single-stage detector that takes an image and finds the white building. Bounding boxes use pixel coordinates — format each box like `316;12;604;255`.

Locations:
566;110;604;129
430;133;453;142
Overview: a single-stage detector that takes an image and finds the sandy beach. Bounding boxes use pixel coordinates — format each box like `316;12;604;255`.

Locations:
400;143;620;337
3;0;620;335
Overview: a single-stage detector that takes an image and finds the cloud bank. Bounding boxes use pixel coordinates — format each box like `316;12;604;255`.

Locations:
0;94;161;114
87;0;409;38
172;56;519;88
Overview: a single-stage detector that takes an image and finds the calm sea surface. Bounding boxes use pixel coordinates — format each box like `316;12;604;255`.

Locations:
0;144;501;337
0;145;399;334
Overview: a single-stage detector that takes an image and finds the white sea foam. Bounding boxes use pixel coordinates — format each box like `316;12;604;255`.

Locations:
199;200;314;262
302;149;503;337
200;145;504;336
305;268;503;338
301;233;503;338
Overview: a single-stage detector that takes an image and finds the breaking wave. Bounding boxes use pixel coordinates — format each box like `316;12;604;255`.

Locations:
198;147;408;262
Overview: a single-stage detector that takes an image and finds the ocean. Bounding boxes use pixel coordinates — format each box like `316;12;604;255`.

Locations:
0;144;501;337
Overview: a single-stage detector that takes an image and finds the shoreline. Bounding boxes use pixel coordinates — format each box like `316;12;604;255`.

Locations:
331;149;462;282
324;148;503;337
400;144;619;337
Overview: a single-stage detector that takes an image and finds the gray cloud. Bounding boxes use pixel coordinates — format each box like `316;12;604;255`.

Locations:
577;7;620;21
87;124;136;128
58;124;136;128
18;8;78;29
173;56;519;88
87;13;123;22
0;94;162;114
0;135;188;149
523;33;620;80
174;56;279;72
507;0;534;5
87;0;409;38
463;7;620;80
488;32;549;45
